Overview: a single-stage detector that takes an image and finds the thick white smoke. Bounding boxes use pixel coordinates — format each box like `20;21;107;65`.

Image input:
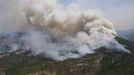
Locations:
0;0;130;61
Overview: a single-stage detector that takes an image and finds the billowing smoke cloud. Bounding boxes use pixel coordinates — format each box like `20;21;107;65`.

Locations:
71;0;134;31
0;0;130;61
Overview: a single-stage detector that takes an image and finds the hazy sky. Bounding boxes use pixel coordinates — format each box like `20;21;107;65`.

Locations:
60;0;134;31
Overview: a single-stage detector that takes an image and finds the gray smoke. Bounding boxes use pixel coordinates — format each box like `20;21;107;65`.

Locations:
71;0;134;31
0;0;130;61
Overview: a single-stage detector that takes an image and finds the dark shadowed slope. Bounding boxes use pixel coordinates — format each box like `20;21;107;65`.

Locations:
0;37;134;75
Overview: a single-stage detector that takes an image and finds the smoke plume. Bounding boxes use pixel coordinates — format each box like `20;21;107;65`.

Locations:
0;0;130;61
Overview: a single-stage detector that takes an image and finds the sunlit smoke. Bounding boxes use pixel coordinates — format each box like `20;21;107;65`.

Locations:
0;0;130;61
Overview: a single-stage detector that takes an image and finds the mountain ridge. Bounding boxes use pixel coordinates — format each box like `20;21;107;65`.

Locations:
0;37;134;75
118;29;134;42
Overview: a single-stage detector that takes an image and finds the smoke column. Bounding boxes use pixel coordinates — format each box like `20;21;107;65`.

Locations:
0;0;130;61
